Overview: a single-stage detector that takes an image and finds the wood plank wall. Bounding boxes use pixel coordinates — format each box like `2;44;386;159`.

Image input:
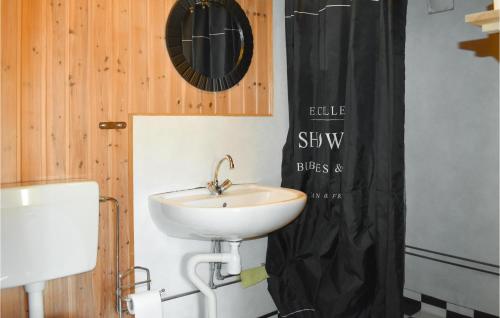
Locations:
0;0;273;317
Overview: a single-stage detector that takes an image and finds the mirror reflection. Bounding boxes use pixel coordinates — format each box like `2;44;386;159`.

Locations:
181;3;243;78
166;0;253;92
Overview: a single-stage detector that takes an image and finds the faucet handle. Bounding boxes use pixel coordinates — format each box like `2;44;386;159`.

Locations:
207;181;218;194
220;179;232;192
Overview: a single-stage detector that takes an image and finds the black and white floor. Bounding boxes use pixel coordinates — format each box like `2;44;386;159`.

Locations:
403;290;498;318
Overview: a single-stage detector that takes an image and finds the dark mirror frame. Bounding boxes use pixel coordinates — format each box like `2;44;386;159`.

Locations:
165;0;254;92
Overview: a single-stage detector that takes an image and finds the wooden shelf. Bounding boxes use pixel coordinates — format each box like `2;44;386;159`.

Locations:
465;9;500;33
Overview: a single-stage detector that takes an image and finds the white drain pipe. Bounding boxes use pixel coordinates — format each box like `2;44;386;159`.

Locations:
25;281;46;318
187;241;241;318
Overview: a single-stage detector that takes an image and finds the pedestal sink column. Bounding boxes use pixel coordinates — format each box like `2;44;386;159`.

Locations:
187;241;241;318
25;281;46;318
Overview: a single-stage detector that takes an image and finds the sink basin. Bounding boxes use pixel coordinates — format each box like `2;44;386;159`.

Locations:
1;180;99;288
149;184;306;241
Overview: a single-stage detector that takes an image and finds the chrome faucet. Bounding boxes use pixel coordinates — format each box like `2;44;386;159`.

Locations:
207;155;235;195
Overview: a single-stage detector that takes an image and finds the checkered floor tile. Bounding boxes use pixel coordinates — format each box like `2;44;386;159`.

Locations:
403;290;499;318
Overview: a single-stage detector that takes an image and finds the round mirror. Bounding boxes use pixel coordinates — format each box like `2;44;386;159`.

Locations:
165;0;253;92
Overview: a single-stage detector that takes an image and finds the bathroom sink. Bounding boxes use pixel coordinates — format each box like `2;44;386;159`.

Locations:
149;184;306;241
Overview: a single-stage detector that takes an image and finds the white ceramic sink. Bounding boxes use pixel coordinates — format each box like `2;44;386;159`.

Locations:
1;180;99;318
149;184;306;241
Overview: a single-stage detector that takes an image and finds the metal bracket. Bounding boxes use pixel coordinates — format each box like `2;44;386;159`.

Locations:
118;266;152;317
99;122;127;129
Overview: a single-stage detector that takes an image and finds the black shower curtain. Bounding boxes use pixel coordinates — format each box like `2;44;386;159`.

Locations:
266;1;407;317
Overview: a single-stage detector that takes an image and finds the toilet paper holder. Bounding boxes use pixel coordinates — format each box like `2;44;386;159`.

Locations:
118;265;169;317
124;286;167;316
101;195;166;318
117;266;150;316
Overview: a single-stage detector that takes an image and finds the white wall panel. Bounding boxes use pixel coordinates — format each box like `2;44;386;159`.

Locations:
405;0;499;314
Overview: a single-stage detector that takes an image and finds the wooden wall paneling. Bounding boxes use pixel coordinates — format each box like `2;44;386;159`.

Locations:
111;0;134;287
69;0;90;180
1;0;21;184
5;1;47;315
67;1;96;316
1;0;26;314
44;278;68;318
46;0;68;180
130;0;149;113
182;75;202;114
149;0;169;113
43;0;70;315
201;91;216;114
214;90;228;114
266;0;274;115
90;0;114;316
256;0;271;115
0;289;27;318
20;0;46;181
228;83;243;114
167;78;183;112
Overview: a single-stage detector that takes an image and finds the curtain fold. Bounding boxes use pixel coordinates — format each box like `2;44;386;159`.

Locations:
266;1;407;317
181;3;241;78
